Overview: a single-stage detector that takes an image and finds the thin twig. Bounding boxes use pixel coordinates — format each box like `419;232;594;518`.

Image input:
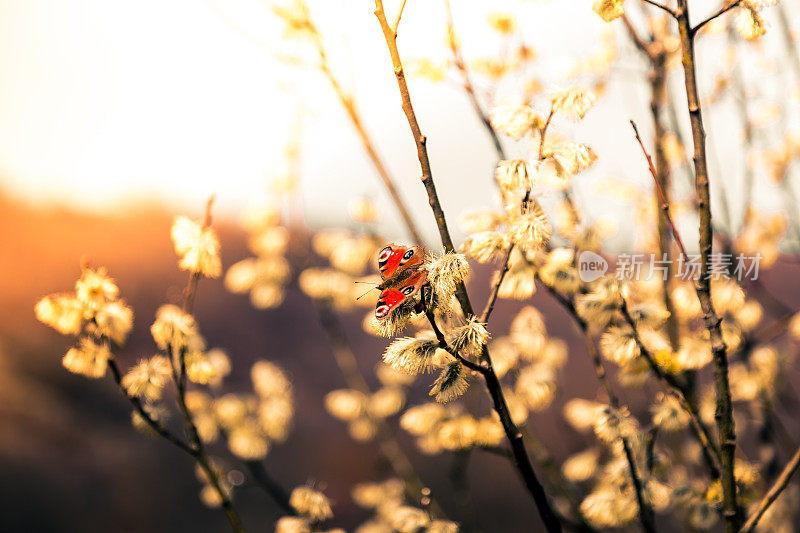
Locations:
307;25;423;245
244;460;294;515
391;0;407;35
107;358;196;455
641;0;679;18
481;108;554;324
692;0;741;35
630;120;689;260
443;0;506;160
619;299;723;477
560;285;656;533
741;446;800;532
171;201;244;533
314;298;447;518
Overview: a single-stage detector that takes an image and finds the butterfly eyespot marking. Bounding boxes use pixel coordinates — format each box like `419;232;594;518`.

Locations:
401;286;415;295
378;247;392;262
375;304;390;318
403;249;414;259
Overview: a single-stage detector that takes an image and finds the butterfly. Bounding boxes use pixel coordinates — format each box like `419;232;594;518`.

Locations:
374;244;428;319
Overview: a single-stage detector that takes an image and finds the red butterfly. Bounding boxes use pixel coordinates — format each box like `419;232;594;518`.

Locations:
374;244;428;319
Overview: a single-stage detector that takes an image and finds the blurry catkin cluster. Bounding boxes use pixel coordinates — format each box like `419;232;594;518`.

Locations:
37;211;296;512
351;478;458;533
225;201;292;310
394;305;565;455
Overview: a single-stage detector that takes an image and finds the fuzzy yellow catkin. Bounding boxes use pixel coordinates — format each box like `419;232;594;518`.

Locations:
62;337;111;378
150;304;204;352
258;395;293;441
289;486;333;522
368;387;405;419
275;516;311;533
515;364;556;411
94;300;134;345
400;403;447;436
592;0;625;22
562;449;600;482
551;87;596;120
325;389;367;421
122;355;172;401
251;360;292;398
599;326;640;366
75;267;119;310
228;421;269;460
563;398;604;432
170;215;222;278
489;102;543;139
35;294;85;335
429;362;470;403
461;231;509;264
383;337;440;375
426;253;470;297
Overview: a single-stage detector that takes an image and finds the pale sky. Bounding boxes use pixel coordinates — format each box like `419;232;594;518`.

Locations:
0;0;796;248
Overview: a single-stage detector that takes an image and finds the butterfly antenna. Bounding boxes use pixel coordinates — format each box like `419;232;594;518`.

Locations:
356;287;378;300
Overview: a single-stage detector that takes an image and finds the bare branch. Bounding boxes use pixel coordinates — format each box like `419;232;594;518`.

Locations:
675;0;740;528
391;0;407;34
443;0;506;160
630;120;689;260
741;446;800;532
692;0;742;35
641;0;679;18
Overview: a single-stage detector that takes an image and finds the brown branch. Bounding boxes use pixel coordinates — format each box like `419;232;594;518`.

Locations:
619;299;723;478
675;2;739;529
313;298;448;518
307;26;423;245
107;358;196;456
741;446;800;532
621;14;652;55
641;0;679;18
170;202;244;533
692;0;742;35
244;460;294;515
631;120;689;260
373;0;471;316
542;279;656;532
374;4;561;529
443;0;506;160
391;0;407;35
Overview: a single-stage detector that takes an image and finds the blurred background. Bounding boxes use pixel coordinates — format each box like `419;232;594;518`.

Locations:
2;0;800;531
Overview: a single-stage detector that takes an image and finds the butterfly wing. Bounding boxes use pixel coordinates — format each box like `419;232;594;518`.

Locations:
375;270;428;319
377;244;423;280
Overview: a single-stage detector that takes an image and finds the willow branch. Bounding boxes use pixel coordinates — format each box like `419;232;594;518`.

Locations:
619;299;723;477
540;278;655;532
621;14;652;54
443;0;506;160
676;1;739;528
314;297;447;518
107;358;195;455
170;201;244;533
244;460;294;515
308;27;423;245
641;0;679;18
391;0;407;34
692;0;741;35
481;108;554;324
631;120;689;260
741;446;800;532
373;0;472;316
375;4;561;529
